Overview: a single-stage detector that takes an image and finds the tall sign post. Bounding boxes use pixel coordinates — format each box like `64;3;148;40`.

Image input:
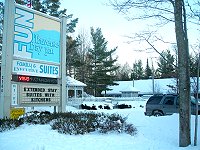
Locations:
59;15;67;112
0;0;66;118
0;0;14;118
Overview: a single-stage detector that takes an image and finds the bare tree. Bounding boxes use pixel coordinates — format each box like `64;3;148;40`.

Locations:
109;0;191;147
116;62;132;80
75;29;91;83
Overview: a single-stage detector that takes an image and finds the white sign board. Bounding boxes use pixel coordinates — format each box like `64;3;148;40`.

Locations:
19;84;60;105
12;59;60;78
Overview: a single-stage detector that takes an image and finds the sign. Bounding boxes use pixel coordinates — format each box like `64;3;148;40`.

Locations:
12;75;58;84
19;84;60;105
26;0;32;8
0;0;66;119
11;84;18;105
10;108;25;119
12;59;59;78
13;6;60;63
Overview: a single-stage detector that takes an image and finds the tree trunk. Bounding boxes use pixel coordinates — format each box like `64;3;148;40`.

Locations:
174;0;191;147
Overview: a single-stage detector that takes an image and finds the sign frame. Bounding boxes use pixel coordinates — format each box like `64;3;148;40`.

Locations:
0;0;66;118
19;83;60;107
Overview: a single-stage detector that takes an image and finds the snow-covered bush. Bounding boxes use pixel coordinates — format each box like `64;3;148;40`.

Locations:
50;112;98;135
50;112;137;136
0;118;23;132
124;123;138;136
0;111;137;136
22;111;52;124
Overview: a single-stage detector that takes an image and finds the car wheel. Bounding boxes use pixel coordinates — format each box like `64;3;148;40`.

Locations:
153;111;163;117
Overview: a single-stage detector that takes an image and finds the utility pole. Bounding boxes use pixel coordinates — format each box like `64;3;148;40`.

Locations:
150;57;155;95
194;53;199;146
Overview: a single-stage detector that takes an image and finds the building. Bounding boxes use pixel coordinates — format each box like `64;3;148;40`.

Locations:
103;78;178;97
66;76;87;100
120;85;140;97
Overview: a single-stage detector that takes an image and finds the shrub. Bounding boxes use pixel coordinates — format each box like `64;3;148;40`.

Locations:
50;112;99;135
21;111;52;124
0;118;23;132
50;112;137;136
124;123;137;136
0;111;137;136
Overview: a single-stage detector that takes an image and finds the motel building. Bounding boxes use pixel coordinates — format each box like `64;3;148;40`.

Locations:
66;76;87;107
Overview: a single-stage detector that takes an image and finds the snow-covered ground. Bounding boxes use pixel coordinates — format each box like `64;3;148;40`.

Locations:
0;100;200;150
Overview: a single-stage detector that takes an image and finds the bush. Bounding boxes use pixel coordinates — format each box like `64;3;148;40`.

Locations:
50;112;137;136
0;118;23;132
0;111;137;136
50;112;98;135
21;111;52;124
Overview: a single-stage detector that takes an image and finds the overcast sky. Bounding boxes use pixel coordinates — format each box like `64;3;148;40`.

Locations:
1;0;199;67
60;0;161;66
61;0;199;67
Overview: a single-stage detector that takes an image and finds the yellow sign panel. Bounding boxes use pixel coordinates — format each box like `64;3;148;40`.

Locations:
10;108;25;119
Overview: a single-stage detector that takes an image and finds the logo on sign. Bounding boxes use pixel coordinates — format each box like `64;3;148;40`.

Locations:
14;7;60;63
14;8;33;58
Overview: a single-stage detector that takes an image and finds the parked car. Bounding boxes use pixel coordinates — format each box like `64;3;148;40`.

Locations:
144;94;200;117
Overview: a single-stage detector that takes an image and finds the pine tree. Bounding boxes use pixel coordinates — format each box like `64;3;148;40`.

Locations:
15;0;78;34
66;36;79;76
32;0;44;12
144;58;152;79
157;50;176;78
131;60;144;80
15;0;26;5
87;27;118;96
189;54;199;77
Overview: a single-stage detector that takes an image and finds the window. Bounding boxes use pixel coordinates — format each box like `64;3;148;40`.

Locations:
147;96;163;104
164;96;175;105
76;90;82;98
68;90;74;98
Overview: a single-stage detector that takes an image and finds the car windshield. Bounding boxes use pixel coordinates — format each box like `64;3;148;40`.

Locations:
147;96;163;104
176;96;199;104
190;96;200;104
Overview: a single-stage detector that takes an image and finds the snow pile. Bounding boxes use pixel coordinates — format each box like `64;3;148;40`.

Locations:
0;100;199;150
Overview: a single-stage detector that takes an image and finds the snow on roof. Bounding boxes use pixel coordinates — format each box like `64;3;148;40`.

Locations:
66;76;87;87
106;78;177;95
120;85;140;92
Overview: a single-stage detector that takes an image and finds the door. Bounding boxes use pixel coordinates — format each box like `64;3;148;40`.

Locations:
162;96;178;115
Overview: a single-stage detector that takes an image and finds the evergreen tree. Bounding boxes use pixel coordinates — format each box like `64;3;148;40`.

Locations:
87;27;118;96
15;0;26;5
15;0;78;33
131;60;144;80
189;54;200;77
66;36;79;76
157;50;176;78
42;0;62;16
144;58;152;79
32;0;44;12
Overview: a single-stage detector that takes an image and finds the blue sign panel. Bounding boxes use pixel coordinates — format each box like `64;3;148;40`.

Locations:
13;7;60;63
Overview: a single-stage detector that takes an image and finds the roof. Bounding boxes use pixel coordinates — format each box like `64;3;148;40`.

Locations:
120;85;140;92
105;78;177;95
66;76;87;87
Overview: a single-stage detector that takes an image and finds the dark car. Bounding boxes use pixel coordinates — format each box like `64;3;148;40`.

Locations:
144;94;200;117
